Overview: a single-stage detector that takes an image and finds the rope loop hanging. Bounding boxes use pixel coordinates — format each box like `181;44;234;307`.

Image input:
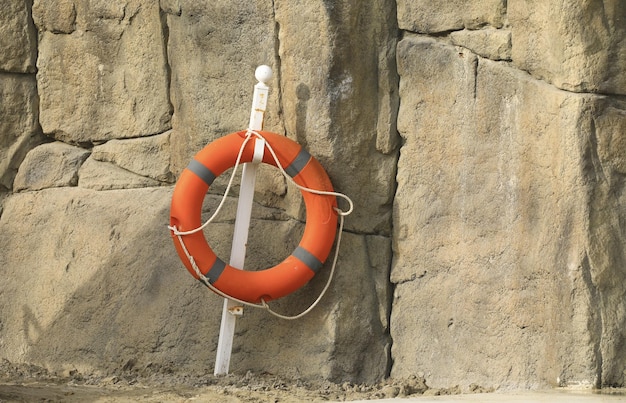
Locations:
169;130;353;319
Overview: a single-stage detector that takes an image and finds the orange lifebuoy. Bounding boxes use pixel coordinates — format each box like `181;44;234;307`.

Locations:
170;130;338;303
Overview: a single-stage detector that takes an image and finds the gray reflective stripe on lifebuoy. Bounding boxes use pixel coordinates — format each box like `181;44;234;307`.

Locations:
285;148;311;178
206;257;226;284
187;159;216;186
292;246;323;273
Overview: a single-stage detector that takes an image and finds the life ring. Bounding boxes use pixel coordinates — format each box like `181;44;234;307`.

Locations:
170;130;338;303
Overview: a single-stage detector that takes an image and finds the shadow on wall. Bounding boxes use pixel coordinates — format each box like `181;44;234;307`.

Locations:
19;187;221;376
10;185;384;381
296;83;310;150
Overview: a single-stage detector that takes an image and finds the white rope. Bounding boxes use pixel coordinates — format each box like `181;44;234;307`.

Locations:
168;132;256;236
168;129;354;319
246;129;354;217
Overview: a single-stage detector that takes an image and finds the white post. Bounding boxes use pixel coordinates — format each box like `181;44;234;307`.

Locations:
214;65;273;376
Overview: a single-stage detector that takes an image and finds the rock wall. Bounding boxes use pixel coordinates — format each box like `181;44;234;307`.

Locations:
393;0;626;390
1;0;625;391
0;0;396;385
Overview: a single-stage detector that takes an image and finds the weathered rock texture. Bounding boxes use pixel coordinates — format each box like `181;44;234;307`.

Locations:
14;142;90;191
392;0;626;390
0;0;396;386
393;35;626;389
510;0;626;94
397;0;506;33
33;0;172;144
0;0;36;73
0;75;42;190
1;0;626;392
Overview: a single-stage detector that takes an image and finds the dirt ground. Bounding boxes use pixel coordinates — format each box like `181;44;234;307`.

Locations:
3;360;626;403
0;359;488;402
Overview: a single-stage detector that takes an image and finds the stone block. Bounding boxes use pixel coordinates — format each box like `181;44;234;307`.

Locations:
34;0;171;143
167;0;400;229
585;97;626;386
510;0;626;94
393;35;626;389
32;0;76;34
14;142;90;191
0;186;389;382
0;0;37;73
78;158;161;190
165;0;277;175
0;187;210;375
397;0;506;33
273;0;399;235
91;132;174;183
0;74;42;189
233;231;391;383
450;28;511;61
164;1;400;380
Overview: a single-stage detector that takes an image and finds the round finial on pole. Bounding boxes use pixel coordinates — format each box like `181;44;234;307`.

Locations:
255;65;273;84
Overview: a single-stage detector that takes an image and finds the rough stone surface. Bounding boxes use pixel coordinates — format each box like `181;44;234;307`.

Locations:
450;28;511;61
0;0;398;384
273;0;399;235
0;0;37;73
165;0;278;175
90;132;175;183
231;230;391;383
2;0;626;392
14;142;90;191
0;186;388;383
78;158;162;190
34;0;172;143
0;187;209;374
586;98;626;387
595;106;626;175
167;0;399;234
397;0;506;33
0;75;43;190
393;34;626;389
510;0;626;94
32;0;77;34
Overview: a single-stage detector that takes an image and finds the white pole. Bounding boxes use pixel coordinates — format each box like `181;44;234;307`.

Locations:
214;65;273;376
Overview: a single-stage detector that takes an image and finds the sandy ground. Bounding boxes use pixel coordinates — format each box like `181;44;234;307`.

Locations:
0;359;484;402
2;360;626;402
3;381;626;403
0;373;459;402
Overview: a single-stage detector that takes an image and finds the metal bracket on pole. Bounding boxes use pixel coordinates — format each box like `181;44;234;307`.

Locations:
213;65;273;376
